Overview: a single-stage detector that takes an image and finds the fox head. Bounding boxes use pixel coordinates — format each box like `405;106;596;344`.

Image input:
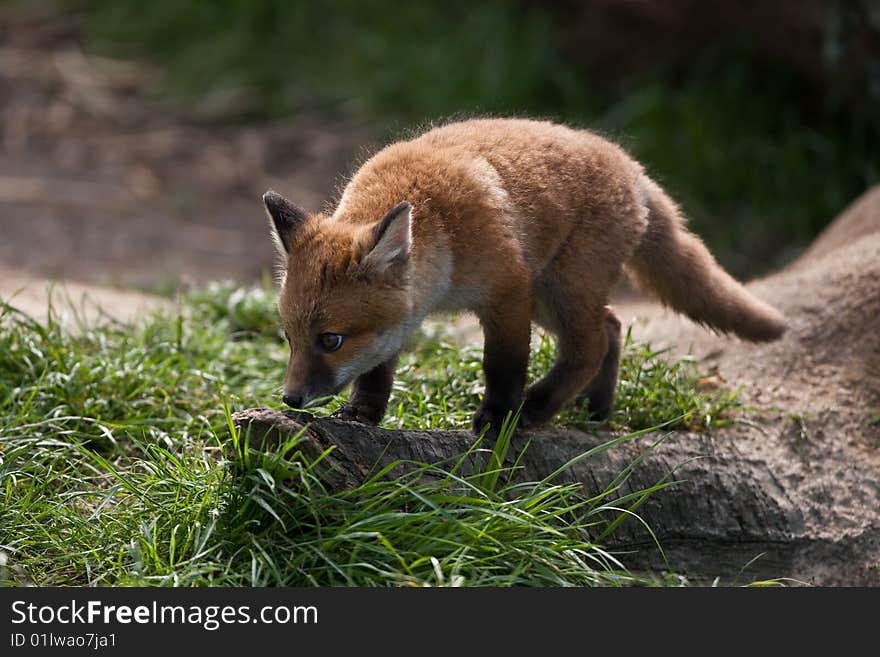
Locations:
263;190;413;409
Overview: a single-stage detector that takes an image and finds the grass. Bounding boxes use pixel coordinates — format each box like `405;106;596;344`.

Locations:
0;282;740;586
361;328;740;433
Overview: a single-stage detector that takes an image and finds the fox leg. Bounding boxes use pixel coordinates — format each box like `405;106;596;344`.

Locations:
331;355;398;425
576;307;622;421
522;304;608;428
472;290;532;436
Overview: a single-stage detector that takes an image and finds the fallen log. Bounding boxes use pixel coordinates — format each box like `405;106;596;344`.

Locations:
232;408;878;586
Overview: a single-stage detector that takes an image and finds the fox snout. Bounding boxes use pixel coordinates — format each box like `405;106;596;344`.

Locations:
280;349;341;409
280;387;338;410
281;392;303;409
281;391;335;409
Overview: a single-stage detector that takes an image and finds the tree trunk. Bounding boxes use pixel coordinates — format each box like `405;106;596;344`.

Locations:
232;408;879;586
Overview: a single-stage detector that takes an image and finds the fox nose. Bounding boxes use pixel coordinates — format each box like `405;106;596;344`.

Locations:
282;393;303;409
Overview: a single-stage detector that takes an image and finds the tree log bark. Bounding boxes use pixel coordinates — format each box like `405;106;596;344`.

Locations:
232;409;879;586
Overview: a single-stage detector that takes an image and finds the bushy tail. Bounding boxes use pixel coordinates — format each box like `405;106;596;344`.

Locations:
626;177;786;342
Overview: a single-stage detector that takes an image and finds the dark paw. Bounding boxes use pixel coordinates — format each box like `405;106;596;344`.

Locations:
472;404;516;438
583;393;614;421
331;403;382;425
519;403;552;429
578;384;616;422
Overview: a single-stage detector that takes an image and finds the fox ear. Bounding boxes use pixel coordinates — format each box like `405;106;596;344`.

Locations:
363;201;412;273
263;190;308;254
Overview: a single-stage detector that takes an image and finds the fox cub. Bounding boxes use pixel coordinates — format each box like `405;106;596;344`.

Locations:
263;118;785;434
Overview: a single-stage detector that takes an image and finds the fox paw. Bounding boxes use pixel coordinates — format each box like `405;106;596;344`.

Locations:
472;404;517;438
331;403;382;426
519;399;554;429
582;391;614;421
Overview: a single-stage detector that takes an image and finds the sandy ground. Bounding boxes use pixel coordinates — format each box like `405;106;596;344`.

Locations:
0;6;376;321
0;264;171;324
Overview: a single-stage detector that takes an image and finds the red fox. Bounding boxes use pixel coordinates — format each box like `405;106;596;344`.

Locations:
264;118;785;434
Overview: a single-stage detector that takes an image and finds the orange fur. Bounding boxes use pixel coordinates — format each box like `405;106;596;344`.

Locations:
265;118;786;431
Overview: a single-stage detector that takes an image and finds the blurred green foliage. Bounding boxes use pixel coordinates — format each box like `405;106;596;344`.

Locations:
75;0;878;276
78;0;579;117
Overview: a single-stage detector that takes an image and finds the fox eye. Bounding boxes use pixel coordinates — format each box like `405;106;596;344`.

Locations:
319;333;344;352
